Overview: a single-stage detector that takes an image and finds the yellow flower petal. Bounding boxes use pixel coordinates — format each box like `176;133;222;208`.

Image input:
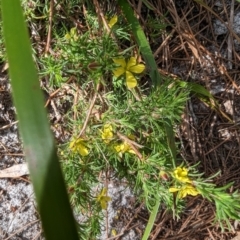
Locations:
111;229;117;236
101;200;107;209
126;71;137;88
175;167;188;176
122;142;129;152
65;27;78;41
65;33;71;40
173;167;192;183
113;58;126;77
70;27;77;36
185;185;199;196
113;68;125;78
113;58;126;68
108;15;118;28
126;57;137;69
69;139;75;149
104;124;112;131
114;142;136;155
100;196;111;209
78;145;89;156
129;64;145;74
69;138;89;156
96;188;111;210
114;145;120;152
178;185;199;199
97;188;106;201
116;143;126;152
126;57;145;74
128;149;136;154
169;187;180;193
101;124;113;143
170;184;199;199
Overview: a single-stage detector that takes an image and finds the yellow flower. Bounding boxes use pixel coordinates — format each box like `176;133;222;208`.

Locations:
108;16;118;28
114;142;135;156
169;184;199;199
173;167;192;183
96;188;111;209
69;138;89;156
101;124;113;144
113;57;145;88
111;229;117;236
65;27;78;41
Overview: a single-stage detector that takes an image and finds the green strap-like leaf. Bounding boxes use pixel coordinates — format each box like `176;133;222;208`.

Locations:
1;1;79;239
142;200;161;240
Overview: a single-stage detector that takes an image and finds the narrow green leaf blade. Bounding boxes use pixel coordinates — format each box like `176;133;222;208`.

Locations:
1;1;79;239
142;200;161;240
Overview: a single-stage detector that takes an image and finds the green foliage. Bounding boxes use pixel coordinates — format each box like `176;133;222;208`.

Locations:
196;179;240;231
1;0;240;239
40;26;120;87
60;79;189;235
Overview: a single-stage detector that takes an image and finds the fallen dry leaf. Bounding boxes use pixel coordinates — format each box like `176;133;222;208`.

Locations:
0;163;29;178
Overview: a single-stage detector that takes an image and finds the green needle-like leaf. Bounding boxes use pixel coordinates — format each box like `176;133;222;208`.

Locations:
1;1;79;239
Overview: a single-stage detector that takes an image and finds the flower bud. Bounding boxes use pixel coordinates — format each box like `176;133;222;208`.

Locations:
159;170;169;181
